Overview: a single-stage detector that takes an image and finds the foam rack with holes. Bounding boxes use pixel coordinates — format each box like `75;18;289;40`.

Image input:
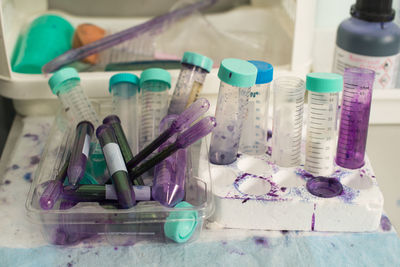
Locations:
199;137;383;232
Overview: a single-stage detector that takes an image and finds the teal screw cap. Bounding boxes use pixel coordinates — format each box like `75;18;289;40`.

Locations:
140;68;171;90
164;201;198;243
248;60;274;84
48;67;80;95
181;52;213;72
218;58;257;88
109;73;140;95
306;73;343;93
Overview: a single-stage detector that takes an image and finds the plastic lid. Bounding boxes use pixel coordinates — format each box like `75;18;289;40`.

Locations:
248;60;274;84
306;73;343;93
351;0;395;22
109;73;139;93
181;52;213;72
164;201;198;243
218;58;257;88
48;67;80;95
140;68;171;89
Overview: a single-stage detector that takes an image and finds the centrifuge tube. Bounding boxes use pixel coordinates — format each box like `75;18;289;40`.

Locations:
48;67;100;126
109;73;140;155
209;58;257;165
139;68;171;150
168;52;213;115
240;60;273;155
336;68;375;169
271;77;305;167
305;73;343;176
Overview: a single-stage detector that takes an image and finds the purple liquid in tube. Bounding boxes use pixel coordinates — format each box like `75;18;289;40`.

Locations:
336;67;375;169
153;115;187;207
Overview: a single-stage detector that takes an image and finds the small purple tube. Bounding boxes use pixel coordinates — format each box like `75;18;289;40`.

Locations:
68;121;94;186
336;67;375;169
153;115;187;207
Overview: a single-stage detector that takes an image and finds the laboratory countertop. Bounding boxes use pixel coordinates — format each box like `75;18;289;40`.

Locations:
0;116;399;267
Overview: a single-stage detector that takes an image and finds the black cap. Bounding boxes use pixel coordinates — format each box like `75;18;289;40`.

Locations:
351;0;395;22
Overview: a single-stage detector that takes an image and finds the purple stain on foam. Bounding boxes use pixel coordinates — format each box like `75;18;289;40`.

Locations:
237;153;242;158
267;130;272;141
254;237;269;248
67;263;73;267
23;172;32;182
30;155;40;165
4;180;10;185
11;165;19;170
281;187;287;192
266;146;272;156
23;133;39;141
311;203;316;231
295;168;314;180
221;241;227;245
380;215;392;231
281;230;289;235
338;185;359;203
242;197;250;203
114;247;118;251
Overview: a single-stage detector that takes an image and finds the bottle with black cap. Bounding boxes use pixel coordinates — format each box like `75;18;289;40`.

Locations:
332;0;400;89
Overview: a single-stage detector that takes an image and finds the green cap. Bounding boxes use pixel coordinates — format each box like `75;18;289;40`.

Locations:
181;52;213;72
218;58;257;88
140;68;171;89
109;73;140;93
306;73;343;93
164;201;198;243
48;67;80;95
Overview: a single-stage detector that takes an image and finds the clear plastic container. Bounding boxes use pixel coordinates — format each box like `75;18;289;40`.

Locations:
139;68;171;150
209;58;257;165
25;100;213;245
336;67;375;169
240;60;273;155
48;67;100;126
271;76;305;167
168;52;213;115
305;73;343;176
109;73;141;155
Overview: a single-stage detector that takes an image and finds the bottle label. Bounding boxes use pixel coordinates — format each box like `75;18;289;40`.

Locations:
103;143;127;175
332;46;399;89
82;134;90;157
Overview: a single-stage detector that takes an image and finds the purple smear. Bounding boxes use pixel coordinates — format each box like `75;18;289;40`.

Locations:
380;215;392;231
254;237;269;248
30;155;40;165
23;133;39;141
311;203;316;231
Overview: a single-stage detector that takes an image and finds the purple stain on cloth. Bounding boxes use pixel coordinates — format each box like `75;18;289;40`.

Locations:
254;236;269;248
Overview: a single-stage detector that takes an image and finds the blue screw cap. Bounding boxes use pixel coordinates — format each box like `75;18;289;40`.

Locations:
218;58;257;88
248;60;273;84
48;67;80;95
109;73;140;93
182;52;213;72
306;73;343;93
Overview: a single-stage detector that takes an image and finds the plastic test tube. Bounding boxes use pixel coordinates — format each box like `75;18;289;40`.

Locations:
168;52;213;115
153;115;187;207
109;73;141;155
271;77;305;167
305;73;343;176
139;68;171;150
240;60;274;155
67;121;94;186
48;67;100;126
209;58;257;165
103;115;144;186
336;68;375;169
96;124;135;208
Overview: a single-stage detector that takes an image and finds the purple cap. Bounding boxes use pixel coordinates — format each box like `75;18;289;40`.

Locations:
96;124;112;138
306;177;343;198
39;180;63;210
103;114;121;125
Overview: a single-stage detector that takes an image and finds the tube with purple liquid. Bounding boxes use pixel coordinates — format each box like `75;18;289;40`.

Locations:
68;121;94;186
153;115;187;207
336;67;375;169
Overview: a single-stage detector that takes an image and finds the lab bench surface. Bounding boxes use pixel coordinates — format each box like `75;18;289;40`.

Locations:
0;115;399;267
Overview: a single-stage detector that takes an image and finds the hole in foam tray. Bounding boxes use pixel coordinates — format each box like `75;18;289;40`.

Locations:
235;175;272;196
